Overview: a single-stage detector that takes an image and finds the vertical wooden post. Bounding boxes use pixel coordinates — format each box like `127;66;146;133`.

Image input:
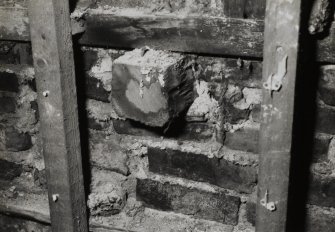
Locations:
256;0;302;231
28;0;88;231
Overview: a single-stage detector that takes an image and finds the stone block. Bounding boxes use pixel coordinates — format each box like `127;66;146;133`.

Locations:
89;135;129;176
0;159;23;181
148;147;257;193
5;127;32;152
0;71;19;92
136;178;241;225
316;105;335;135
0;96;16;113
308;173;335;208
111;48;194;127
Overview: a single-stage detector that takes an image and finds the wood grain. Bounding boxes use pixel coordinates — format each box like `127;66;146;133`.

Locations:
256;0;302;231
28;0;88;231
0;7;334;62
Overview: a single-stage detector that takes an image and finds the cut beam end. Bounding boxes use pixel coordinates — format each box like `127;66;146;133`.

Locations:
111;48;195;127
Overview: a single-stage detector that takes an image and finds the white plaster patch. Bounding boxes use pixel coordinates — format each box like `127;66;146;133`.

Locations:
233;87;262;110
187;81;219;122
86;99;121;121
243;87;262;106
233;98;250;110
328;137;335;165
158;73;165;87
90;50;113;91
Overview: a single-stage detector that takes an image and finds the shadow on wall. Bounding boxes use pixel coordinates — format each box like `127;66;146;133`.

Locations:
73;34;92;214
287;0;334;231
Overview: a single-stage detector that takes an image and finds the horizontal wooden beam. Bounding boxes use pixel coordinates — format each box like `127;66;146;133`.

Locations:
0;6;334;62
79;13;264;58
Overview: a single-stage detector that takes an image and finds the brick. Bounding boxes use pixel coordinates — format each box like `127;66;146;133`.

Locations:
245;202;256;226
85;73;110;102
148;147;257;193
33;168;47;188
318;66;335;106
136;178;241;225
88;168;127;216
111;48;194;127
0;71;19;92
12;43;33;65
0;41;19;64
5;127;32;152
224;128;259;153
90;136;129;176
308;173;335;208
306;205;335;232
0;96;16;113
113;119;214;141
312;135;331;162
0;159;23;181
82;49;98;71
316;106;335;134
222;100;250;124
319;86;335;106
250;104;261;122
87;115;111;131
196;57;262;88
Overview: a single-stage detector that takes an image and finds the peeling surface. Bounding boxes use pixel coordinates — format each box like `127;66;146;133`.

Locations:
86;99;121;121
89;49;114;91
88;168;127;216
187;80;219;122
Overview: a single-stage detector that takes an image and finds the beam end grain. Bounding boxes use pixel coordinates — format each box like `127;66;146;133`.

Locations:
111;48;195;127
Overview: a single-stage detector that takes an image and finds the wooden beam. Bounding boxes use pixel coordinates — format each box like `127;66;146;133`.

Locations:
79;13;264;58
0;6;334;62
256;0;302;231
28;0;88;231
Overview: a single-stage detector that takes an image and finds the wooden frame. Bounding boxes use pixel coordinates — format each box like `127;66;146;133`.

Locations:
28;0;88;231
0;6;334;62
0;0;327;231
256;0;302;231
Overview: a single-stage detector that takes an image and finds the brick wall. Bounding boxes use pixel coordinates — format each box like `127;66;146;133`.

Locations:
0;3;335;232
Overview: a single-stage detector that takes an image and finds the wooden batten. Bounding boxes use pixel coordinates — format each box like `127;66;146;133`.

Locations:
28;0;88;231
0;6;334;63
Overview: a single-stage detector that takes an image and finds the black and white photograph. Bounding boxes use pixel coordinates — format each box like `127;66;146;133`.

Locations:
0;0;334;231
